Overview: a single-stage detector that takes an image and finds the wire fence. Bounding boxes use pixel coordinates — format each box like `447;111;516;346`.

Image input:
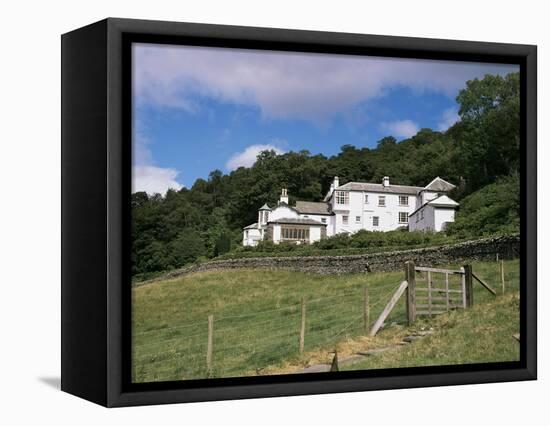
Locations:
132;280;407;382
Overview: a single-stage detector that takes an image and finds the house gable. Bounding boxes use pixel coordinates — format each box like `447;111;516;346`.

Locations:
422;176;456;193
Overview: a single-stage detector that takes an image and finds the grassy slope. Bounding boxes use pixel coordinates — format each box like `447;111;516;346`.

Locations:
132;259;519;382
341;292;519;371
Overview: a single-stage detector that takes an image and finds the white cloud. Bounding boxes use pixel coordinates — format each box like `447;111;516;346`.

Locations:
133;43;518;123
133;165;183;195
132;123;183;195
226;144;285;170
380;120;419;139
437;108;461;131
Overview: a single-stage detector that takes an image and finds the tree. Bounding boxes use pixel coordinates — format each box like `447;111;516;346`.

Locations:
131;71;521;276
214;234;232;257
170;229;206;267
455;72;520;191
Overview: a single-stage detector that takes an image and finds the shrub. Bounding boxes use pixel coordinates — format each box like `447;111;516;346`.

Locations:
446;175;519;238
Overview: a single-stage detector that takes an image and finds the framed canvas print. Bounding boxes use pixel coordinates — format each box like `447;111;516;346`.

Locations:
61;18;537;407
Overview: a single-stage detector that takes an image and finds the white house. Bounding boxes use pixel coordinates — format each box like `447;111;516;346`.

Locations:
243;176;459;246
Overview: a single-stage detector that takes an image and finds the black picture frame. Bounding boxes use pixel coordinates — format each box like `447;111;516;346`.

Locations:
61;17;537;407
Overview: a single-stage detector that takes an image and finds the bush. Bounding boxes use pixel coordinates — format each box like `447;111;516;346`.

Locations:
216;229;462;261
214;233;232;256
446;175;519;238
313;232;351;249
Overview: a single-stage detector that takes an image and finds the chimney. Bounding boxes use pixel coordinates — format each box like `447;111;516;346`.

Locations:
382;176;390;187
279;188;289;204
333;176;340;189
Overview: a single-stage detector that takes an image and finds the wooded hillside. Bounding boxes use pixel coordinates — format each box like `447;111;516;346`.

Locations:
132;72;520;277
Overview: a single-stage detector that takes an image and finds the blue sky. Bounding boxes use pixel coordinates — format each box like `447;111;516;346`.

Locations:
132;43;518;194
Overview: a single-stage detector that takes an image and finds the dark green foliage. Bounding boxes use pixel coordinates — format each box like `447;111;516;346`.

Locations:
446;175;520;238
455;73;520;191
132;72;521;276
170;228;206;266
214;233;232;257
221;229;457;261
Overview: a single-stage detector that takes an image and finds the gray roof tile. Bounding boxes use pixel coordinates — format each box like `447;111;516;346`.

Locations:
294;201;332;215
423;177;456;192
336;182;423;195
268;217;327;226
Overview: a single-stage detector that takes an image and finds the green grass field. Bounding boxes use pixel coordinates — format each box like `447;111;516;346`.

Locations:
132;259;519;383
341;290;520;372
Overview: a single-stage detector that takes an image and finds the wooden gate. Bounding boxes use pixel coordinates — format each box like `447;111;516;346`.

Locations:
369;261;495;336
405;261;473;325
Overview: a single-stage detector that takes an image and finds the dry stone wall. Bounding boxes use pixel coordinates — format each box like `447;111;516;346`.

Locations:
154;235;520;282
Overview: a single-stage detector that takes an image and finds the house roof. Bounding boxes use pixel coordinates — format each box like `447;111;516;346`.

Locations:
243;223;258;230
422;177;456;192
428;195;459;208
409;195;459;216
258;203;271;210
294;201;333;215
336;182;423;195
268;217;327;226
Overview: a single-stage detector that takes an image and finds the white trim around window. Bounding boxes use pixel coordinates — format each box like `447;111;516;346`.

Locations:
335;191;349;205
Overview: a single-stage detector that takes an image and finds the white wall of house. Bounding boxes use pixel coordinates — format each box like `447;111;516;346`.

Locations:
300;214;334;235
243;228;262;246
410;205;435;232
332;190;418;233
309;226;322;242
421;190;440;205
434;208;456;232
410;203;456;232
272;224;281;243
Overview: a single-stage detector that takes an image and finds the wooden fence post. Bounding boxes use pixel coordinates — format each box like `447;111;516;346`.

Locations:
299;297;306;354
405;261;416;325
445;272;450;311
363;286;370;333
463;265;473;308
206;314;214;372
500;260;505;293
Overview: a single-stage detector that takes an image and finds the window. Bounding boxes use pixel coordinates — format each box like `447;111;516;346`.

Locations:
342;215;349;225
399;196;408;206
399;212;408;223
281;227;309;241
416;214;419;223
378;196;386;207
373;216;379;227
245;230;249;238
420;210;424;220
335;191;349;205
355;216;361;223
321;218;327;223
364;194;369;203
